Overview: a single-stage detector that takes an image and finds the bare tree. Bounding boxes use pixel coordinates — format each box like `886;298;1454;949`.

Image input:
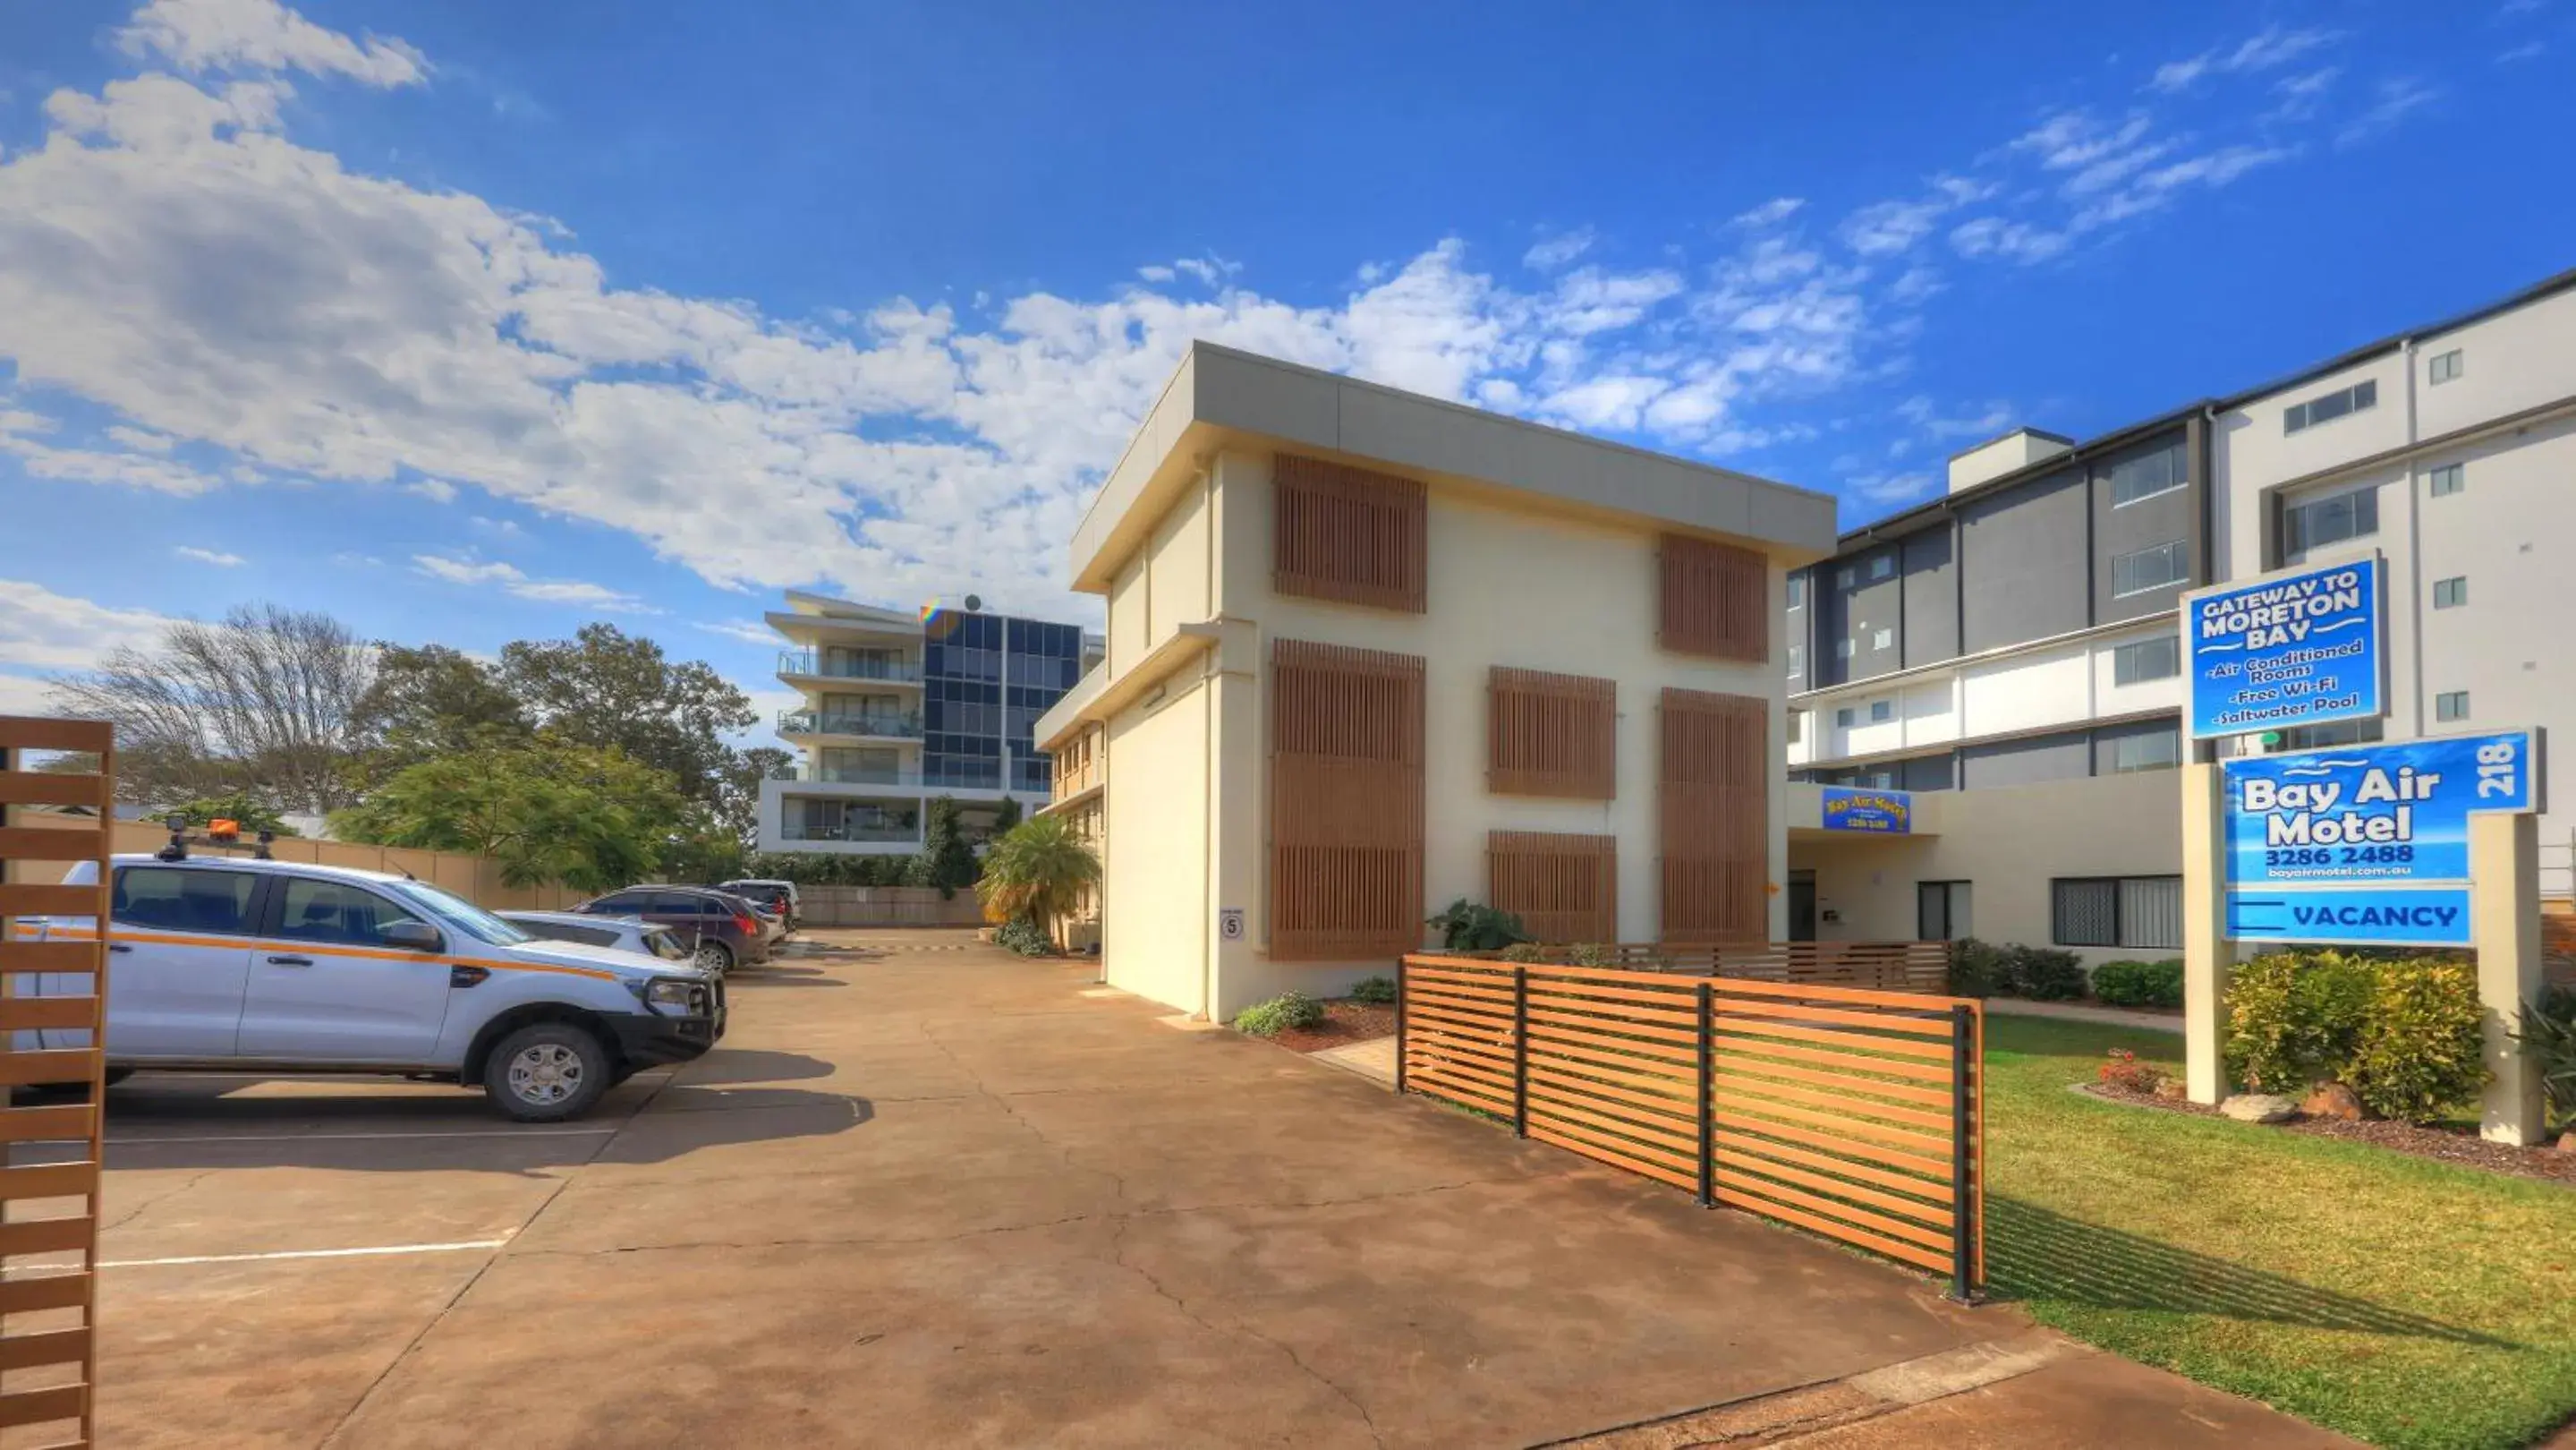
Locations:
50;604;378;812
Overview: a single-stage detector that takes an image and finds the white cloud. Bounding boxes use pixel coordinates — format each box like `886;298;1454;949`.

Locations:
0;578;180;677
1520;227;1595;270
696;619;781;645
1846;470;1936;508
1840;198;1946;257
2338;79;2440;147
2495;40;2546;63
2265;67;2341;123
411;555;654;613
1135;264;1175;283
174;544;244;566
1949;218;2071;264
2150;25;2342;93
1895;396;2013;439
1730;197;1805;228
118;0;426;87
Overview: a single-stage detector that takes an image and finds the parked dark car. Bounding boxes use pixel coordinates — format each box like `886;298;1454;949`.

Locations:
718;879;799;931
575;885;773;972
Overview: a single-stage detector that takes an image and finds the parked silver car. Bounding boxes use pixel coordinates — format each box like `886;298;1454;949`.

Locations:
497;910;698;968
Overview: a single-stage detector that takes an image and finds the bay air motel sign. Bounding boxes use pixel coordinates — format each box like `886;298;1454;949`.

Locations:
2177;556;2549;1143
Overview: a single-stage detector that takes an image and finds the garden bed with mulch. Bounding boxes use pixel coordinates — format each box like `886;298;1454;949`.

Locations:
2083;1080;2576;1187
1271;1000;1396;1053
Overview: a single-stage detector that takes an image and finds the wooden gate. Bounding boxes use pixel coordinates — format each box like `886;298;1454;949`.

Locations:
1396;952;1984;1298
0;718;113;1446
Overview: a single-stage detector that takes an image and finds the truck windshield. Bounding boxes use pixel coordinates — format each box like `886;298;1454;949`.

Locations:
387;881;533;947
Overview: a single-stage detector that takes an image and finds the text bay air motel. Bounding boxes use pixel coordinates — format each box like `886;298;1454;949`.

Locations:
1016;269;2572;1073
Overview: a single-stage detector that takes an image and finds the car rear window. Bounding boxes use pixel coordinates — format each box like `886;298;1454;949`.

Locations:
113;868;259;935
650;891;714;915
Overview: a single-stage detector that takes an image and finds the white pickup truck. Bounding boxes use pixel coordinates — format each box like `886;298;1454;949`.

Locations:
15;854;725;1121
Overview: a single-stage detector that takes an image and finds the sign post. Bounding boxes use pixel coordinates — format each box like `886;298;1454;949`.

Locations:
2178;555;2547;1142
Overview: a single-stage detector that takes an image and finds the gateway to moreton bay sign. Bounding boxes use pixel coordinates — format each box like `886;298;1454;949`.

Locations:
1819;786;1911;834
2182;557;2384;742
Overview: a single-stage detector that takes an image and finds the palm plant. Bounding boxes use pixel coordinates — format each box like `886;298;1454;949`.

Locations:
974;815;1101;934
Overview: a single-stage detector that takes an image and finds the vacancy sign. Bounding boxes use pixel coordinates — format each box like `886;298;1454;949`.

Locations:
2182;557;2385;742
2221;730;2541;947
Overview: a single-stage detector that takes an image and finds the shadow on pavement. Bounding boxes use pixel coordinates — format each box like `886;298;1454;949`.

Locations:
1987;1197;2512;1348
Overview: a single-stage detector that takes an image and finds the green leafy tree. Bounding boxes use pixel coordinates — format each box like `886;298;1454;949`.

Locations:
716;746;794;852
974;815;1101;930
333;738;684;891
499;624;755;805
911;796;981;897
990;796;1024;835
350;644;531;784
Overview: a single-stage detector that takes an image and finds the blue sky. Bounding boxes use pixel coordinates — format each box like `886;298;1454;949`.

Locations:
2;0;2569;736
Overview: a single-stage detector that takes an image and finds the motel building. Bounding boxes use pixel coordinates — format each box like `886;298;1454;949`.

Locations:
1031;342;1836;1019
1785;269;2576;963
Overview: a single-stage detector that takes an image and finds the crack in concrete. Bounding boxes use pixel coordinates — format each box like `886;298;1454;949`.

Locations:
102;1167;217;1232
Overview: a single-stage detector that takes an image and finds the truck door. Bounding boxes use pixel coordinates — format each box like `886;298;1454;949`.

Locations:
237;877;455;1063
53;866;262;1060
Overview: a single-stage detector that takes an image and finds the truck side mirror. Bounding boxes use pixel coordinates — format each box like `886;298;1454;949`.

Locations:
381;920;444;953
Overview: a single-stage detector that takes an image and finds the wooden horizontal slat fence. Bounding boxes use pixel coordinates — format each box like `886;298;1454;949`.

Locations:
0;717;111;1447
1398;952;1982;1298
1552;941;1952;994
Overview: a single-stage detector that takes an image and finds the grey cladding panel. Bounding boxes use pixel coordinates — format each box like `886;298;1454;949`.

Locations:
1837;547;1904;682
1900;752;1956;793
1900;527;1958;666
2093;432;2194;624
1960;729;2093;790
1959;471;2088;652
2094;716;2182;774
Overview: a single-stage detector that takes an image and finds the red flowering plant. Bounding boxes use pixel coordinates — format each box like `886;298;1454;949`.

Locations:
2097;1048;2171;1096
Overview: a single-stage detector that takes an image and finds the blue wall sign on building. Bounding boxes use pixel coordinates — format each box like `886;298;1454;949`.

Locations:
2223;730;2538;886
1820;786;1911;834
2225;886;2474;947
2181;556;2385;742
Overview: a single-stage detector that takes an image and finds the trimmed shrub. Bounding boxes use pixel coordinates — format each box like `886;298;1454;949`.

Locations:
1348;976;1398;1005
1235;992;1326;1038
2097;1048;2171;1095
2092;958;2185;1010
2350;958;2485;1122
1498;942;1550;963
1566;942;1618;968
1427;900;1528;952
993;917;1052;957
1946;938;2005;998
2005;946;2088;1002
2224;951;2374;1094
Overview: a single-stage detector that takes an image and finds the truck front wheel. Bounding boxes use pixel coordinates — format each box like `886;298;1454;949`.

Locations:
482;1021;613;1122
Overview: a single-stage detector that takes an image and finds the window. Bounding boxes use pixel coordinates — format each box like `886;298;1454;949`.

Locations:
2428;463;2464;498
2428;349;2463;385
2278;718;2383;751
1855;769;1897;789
2113;635;2181;686
1787;644;1805;678
1870;699;1894;723
1787;576;1807;609
1834;706;1857;728
2436;691;2470;723
2283;378;2377;434
1872;627;1893;651
1868;554;1894;581
112;867;258;934
2052;875;2181;950
2109;727;2181;774
1836;566;1856;589
1787;711;1803;745
2107;442;2186;508
274;879;428;947
1271;453;1427;613
2111;540;2189;597
2433;576;2467;609
2281;486;2379;560
1836;638;1856;660
652;891;719;916
1917;882;1972;942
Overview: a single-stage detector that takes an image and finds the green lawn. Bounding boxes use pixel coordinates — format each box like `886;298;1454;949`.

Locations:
1984;1016;2576;1450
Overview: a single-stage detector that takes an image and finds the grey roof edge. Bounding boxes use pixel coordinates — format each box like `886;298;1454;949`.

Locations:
1945;424;2077;462
2215;264;2576;414
1832;398;2206;549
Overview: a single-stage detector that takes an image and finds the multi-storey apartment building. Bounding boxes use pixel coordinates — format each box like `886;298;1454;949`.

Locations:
1033;342;1833;1018
1788;269;2576;960
759;591;1100;855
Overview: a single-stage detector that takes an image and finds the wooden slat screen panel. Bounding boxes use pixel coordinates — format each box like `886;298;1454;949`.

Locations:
1573;941;1951;993
1659;688;1768;944
1486;668;1614;798
1658;533;1768;661
1399;954;1982;1295
1270;639;1424;960
0;716;112;1449
1272;454;1428;613
1488;832;1617;944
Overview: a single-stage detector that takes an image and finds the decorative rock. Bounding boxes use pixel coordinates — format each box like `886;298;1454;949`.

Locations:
2219;1093;2299;1124
2153;1077;2189;1101
2556;1130;2576;1155
2300;1081;2366;1122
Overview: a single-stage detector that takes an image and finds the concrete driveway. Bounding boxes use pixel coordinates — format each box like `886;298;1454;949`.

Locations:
57;932;2343;1448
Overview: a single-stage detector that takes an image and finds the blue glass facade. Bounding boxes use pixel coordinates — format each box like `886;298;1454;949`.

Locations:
922;611;1085;793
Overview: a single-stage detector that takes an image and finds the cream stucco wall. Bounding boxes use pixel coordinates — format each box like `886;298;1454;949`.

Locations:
1790;769;2183;967
1101;675;1213;1014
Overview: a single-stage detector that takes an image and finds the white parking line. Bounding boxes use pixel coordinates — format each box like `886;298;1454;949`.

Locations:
98;1240;510;1269
106;1128;619;1145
